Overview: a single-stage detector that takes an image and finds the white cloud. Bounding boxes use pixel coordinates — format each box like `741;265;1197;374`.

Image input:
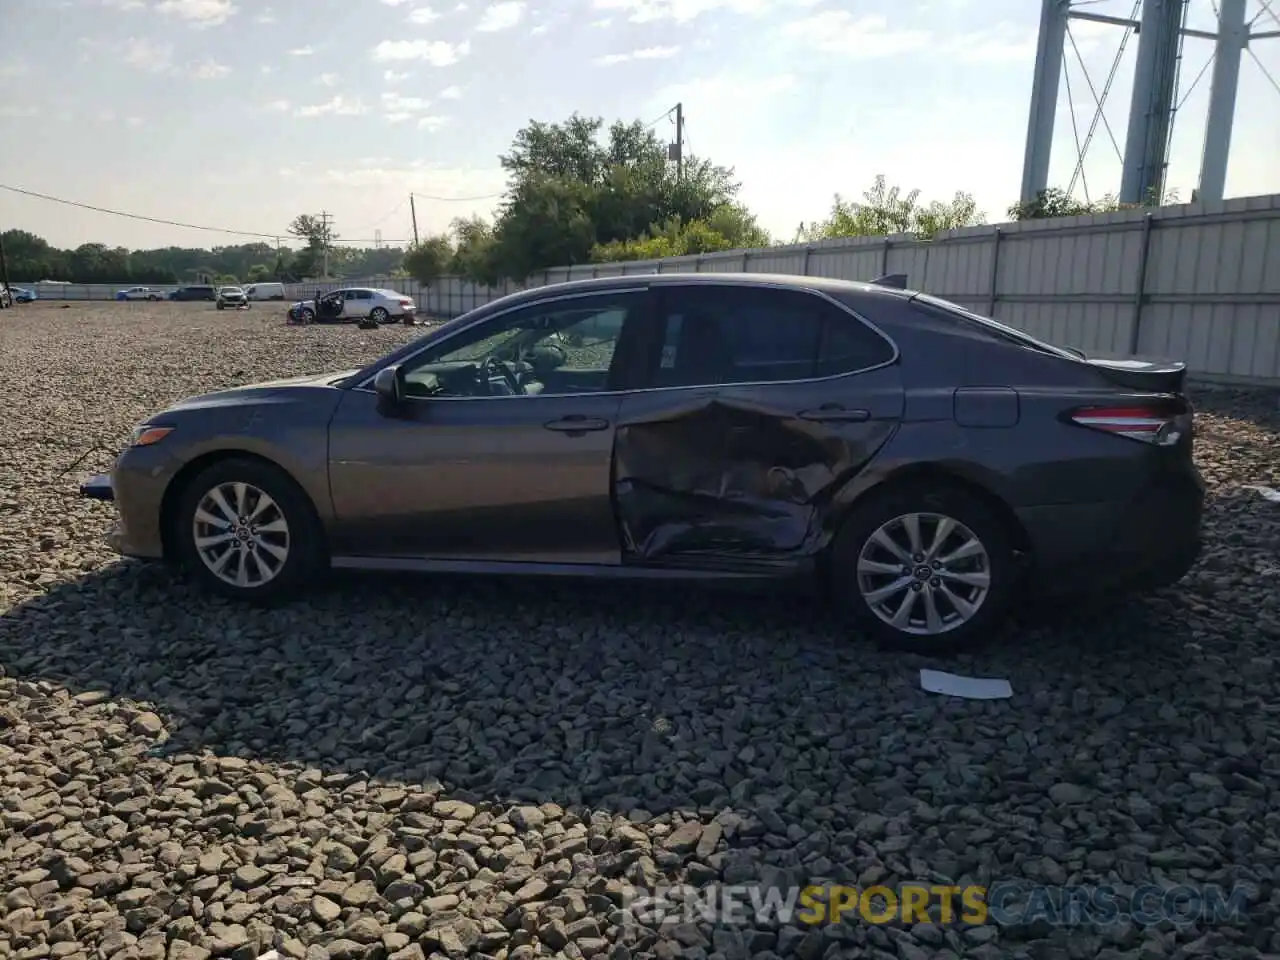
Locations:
0;59;28;78
782;12;930;56
948;24;1036;63
0;105;40;118
192;59;231;78
155;0;237;27
262;99;291;111
592;17;611;26
407;5;440;23
288;45;315;55
381;0;412;4
384;69;410;81
385;113;412;123
98;110;117;122
382;91;433;112
255;7;277;22
454;2;468;9
371;38;470;64
475;0;524;31
592;0;772;24
318;72;340;86
531;22;547;33
295;95;368;117
593;45;679;65
126;116;143;126
438;84;462;99
418;116;448;131
122;37;174;72
100;0;145;9
261;64;275;73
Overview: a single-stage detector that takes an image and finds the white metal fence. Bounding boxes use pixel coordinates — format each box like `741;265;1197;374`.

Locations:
19;192;1280;384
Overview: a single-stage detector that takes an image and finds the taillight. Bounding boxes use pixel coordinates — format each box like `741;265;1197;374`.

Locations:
1067;404;1192;446
400;299;414;309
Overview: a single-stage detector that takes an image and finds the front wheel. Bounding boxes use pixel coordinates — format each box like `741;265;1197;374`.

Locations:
829;481;1016;654
299;308;314;324
369;307;389;324
148;295;159;301
174;458;325;601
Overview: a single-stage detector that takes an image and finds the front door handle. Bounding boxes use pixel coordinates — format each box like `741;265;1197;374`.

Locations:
543;415;610;433
797;405;870;422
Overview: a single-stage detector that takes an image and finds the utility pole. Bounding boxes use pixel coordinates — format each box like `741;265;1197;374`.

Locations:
674;103;684;181
318;210;334;278
409;193;419;246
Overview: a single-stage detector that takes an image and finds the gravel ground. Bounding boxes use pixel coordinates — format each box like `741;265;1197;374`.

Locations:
2;301;1280;960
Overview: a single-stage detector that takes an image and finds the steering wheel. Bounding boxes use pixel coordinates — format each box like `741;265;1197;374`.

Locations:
479;355;522;395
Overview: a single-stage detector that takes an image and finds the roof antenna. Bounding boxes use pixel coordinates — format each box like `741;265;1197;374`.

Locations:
870;273;908;289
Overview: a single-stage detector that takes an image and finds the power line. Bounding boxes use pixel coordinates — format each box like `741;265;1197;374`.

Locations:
1247;45;1280;99
410;189;504;202
0;182;444;245
644;106;676;129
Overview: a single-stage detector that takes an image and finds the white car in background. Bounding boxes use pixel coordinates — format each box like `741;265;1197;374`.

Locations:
115;286;163;301
287;287;417;326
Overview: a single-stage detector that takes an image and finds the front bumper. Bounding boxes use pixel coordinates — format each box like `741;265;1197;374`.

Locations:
1017;467;1205;600
78;445;179;560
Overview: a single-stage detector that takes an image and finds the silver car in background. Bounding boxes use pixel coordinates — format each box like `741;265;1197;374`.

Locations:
287;288;417;326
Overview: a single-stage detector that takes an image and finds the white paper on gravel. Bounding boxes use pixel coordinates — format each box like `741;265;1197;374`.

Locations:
920;669;1013;700
1243;485;1280;503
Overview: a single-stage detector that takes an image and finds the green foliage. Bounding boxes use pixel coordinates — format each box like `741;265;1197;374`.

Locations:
1008;185;1181;221
0;228;407;284
452;112;750;281
797;175;986;242
214;274;239;285
590;210;769;262
403;235;453;287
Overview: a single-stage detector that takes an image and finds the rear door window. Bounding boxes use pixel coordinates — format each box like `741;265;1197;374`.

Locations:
652;285;894;388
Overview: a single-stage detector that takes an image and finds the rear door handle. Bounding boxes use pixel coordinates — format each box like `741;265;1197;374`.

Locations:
543;415;610;432
797;405;871;422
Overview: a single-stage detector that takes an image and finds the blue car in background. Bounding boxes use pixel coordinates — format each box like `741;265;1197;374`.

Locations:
11;287;36;303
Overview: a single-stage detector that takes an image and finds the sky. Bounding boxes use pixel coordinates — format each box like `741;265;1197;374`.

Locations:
1;0;1278;252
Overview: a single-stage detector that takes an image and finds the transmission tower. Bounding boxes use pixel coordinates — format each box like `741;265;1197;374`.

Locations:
1020;0;1279;206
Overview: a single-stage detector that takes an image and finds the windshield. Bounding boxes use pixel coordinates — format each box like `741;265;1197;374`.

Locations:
912;293;1081;361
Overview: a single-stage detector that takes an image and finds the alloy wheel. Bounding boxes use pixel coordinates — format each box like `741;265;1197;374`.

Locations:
856;511;991;636
191;481;291;588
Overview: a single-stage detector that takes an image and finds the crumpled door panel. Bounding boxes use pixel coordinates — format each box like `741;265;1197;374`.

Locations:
613;392;898;562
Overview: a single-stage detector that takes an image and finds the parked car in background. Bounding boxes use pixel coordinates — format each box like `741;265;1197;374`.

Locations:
11;287;37;303
216;286;249;310
78;273;1204;653
287;287;416;326
170;285;217;302
116;286;163;301
244;282;286;301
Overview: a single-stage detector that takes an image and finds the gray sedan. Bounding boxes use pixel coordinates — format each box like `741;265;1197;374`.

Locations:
80;273;1204;652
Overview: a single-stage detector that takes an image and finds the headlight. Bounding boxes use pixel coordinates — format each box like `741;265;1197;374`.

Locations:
130;424;174;447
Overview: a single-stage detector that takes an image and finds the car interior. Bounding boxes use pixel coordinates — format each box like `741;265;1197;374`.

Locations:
401;306;625;399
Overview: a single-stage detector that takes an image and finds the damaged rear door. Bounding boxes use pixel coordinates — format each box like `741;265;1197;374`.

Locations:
613;282;904;569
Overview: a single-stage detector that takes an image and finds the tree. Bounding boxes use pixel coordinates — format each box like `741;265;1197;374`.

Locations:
448;216;501;286
288;214;341;278
461;112;752;281
797;175;985;242
403;236;453;289
246;264;273;283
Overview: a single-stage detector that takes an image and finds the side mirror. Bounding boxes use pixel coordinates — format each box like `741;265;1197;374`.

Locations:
373;366;404;405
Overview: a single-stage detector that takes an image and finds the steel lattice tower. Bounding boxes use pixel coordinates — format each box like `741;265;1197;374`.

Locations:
1020;0;1279;206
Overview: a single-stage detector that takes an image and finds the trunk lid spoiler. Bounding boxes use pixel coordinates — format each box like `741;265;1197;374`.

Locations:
1085;356;1187;395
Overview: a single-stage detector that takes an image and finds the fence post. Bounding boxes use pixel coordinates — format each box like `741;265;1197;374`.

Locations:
695;255;702;273
987;227;1002;315
880;239;890;276
741;252;750;273
1128;213;1155;356
802;246;812;276
543;270;551;287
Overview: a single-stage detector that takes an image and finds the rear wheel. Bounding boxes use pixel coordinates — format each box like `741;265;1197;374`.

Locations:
369;306;389;324
174;458;325;602
830;481;1016;654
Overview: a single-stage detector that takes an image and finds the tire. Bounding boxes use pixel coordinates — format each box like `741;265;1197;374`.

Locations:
829;480;1016;654
216;302;225;310
173;457;325;602
369;307;389;324
148;295;159;301
357;317;378;330
299;308;314;324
